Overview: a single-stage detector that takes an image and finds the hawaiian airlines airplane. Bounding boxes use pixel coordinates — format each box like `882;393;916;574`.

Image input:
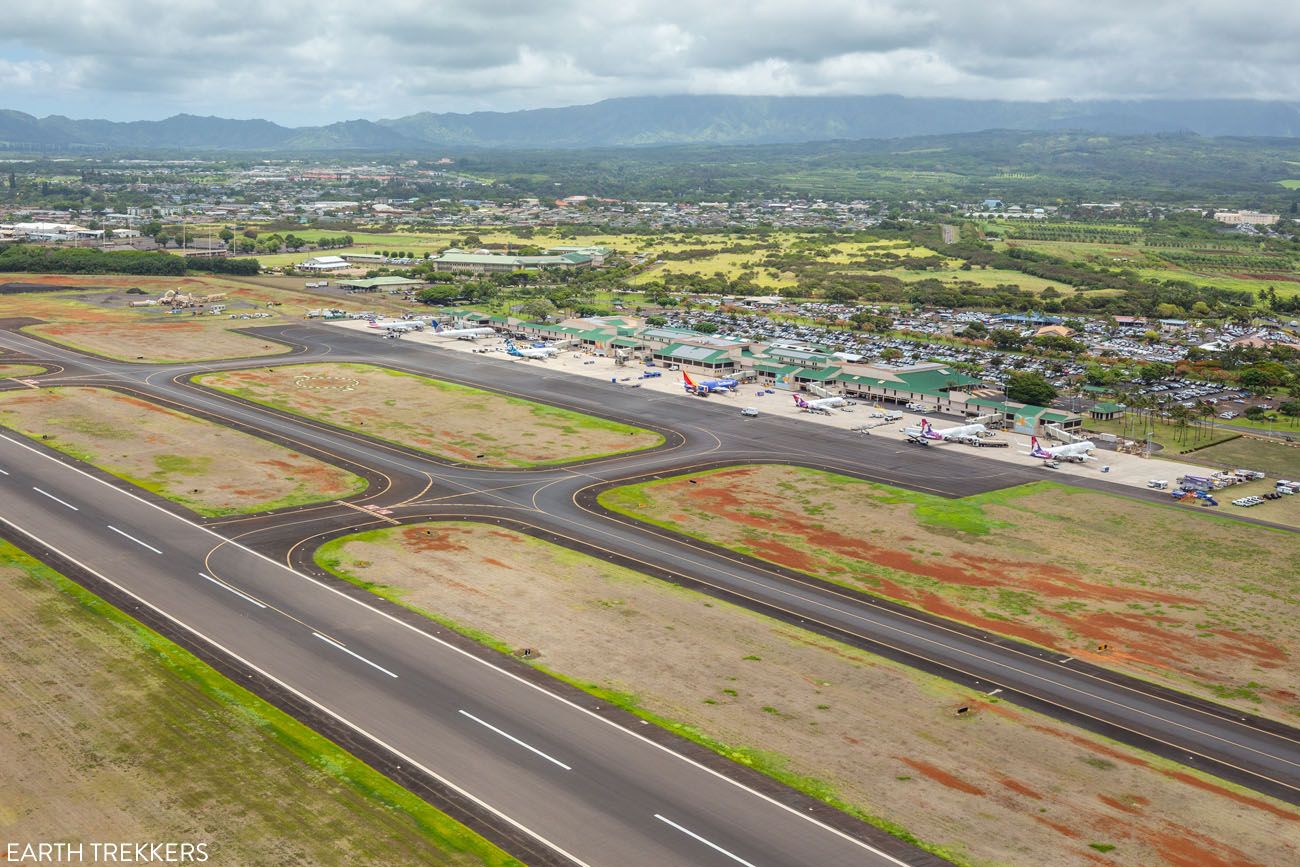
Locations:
793;394;847;412
903;418;988;443
1027;435;1097;463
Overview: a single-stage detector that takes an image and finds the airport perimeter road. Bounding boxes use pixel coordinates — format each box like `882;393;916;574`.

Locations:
0;432;924;867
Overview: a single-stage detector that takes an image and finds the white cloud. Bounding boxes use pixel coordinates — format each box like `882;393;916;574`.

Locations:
0;0;1297;123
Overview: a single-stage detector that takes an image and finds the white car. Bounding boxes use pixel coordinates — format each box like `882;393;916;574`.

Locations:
740;407;759;417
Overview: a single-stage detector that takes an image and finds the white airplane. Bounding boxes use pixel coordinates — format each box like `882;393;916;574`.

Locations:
368;319;421;333
903;418;988;444
433;325;496;339
793;394;847;413
1027;435;1098;463
505;339;559;359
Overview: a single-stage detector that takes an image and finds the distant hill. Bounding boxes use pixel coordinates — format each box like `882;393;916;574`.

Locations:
4;96;1300;151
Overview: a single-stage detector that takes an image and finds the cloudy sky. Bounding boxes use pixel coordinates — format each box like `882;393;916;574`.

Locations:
3;1;1298;125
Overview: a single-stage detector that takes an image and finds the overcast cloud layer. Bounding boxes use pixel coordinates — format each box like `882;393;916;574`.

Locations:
3;1;1299;124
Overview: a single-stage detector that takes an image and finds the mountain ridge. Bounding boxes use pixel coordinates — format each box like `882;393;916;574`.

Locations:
3;95;1300;151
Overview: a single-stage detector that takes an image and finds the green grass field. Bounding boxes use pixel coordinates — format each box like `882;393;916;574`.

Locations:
1175;436;1300;478
1084;416;1241;455
0;541;518;866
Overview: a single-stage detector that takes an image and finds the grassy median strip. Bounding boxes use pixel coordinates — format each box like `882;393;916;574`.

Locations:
314;521;1300;867
0;540;520;866
0;386;367;516
195;361;664;468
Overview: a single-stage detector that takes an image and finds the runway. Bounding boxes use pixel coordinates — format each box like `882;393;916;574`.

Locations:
2;321;1298;864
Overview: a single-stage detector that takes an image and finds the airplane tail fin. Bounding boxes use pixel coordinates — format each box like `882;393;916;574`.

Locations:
682;371;696;390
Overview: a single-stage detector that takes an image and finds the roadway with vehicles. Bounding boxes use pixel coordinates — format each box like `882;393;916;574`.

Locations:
1;321;1298;865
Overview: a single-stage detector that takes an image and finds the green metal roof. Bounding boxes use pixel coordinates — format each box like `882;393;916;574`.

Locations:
835;373;892;385
794;366;842;381
1090;402;1124;414
886;367;982;396
654;343;734;364
755;362;801;376
610;337;642;348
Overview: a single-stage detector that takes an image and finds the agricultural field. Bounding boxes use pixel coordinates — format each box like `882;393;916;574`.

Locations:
0;386;365;516
196;362;663;467
863;263;1077;296
315;522;1299;867
0;541;516;867
628;237;954;291
997;231;1300;300
598;468;1300;723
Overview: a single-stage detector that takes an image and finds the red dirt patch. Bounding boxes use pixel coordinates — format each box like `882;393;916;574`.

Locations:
1032;816;1081;839
897;757;984;796
680;472;1195;609
1098;794;1142;814
1145;826;1268;867
400;526;469;554
1046;609;1287;673
999;778;1043;799
1026;720;1298;823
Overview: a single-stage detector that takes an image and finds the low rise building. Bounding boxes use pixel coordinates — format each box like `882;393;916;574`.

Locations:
299;255;351;272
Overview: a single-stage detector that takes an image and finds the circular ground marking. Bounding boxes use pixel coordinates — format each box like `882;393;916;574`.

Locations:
293;374;359;392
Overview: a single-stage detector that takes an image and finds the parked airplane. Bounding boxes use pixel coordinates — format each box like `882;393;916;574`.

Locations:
1027;435;1098;463
903;418;988;443
433;324;496;339
369;319;421;333
505;339;559;359
682;371;739;394
793;394;847;412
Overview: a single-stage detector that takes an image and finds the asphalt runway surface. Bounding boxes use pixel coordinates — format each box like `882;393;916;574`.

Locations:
2;322;1298;865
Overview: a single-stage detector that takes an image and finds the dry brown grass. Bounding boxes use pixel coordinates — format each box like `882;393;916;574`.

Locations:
599;467;1300;723
316;522;1299;867
0;386;365;515
197;362;663;467
0;274;392;362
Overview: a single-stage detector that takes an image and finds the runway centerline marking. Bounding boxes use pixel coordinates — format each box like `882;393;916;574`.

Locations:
198;572;267;609
32;487;78;511
459;709;572;771
106;525;162;554
312;631;399;678
0;466;9;475
653;814;758;866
